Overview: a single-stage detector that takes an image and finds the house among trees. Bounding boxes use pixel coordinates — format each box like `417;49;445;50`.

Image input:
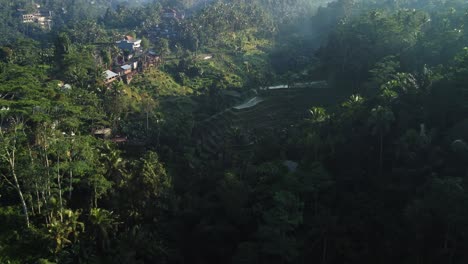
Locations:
93;128;112;139
107;34;162;85
104;70;119;84
21;10;52;30
120;60;140;84
142;51;161;68
120;64;132;75
116;36;142;51
104;60;141;85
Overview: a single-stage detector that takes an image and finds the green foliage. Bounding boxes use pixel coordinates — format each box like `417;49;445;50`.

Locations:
257;191;303;262
2;0;468;263
369;56;401;87
47;209;84;254
368;105;395;135
318;8;429;88
135;151;172;204
154;38;170;57
189;1;274;47
308;107;329;123
102;2;162;30
132;67;193;96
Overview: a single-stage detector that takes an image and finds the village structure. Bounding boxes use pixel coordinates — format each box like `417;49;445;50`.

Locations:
98;34;163;141
116;36;142;51
19;4;53;30
103;35;161;85
101;7;185;86
16;5;190;142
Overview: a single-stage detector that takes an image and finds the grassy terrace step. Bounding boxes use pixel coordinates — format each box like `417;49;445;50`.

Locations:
195;82;333;156
241;113;300;129
201;109;231;123
198;142;218;154
201;100;319;134
232;96;288;110
203;132;221;143
248;116;300;131
226;145;255;153
197;117;231;132
201;147;217;156
204;129;223;139
204;110;306;144
198;150;215;159
203;140;219;153
203;116;231;127
260;86;326;92
236;112;297;127
234;98;290;111
235;103;301;119
199;97;316;138
230;101;291;119
200;89;330;126
205;121;227;133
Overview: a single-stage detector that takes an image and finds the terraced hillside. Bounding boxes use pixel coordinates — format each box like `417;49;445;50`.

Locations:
194;81;340;159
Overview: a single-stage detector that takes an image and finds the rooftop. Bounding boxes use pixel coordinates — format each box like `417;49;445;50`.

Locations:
233;97;264;110
121;65;131;70
104;70;118;79
116;38;141;44
94;128;111;135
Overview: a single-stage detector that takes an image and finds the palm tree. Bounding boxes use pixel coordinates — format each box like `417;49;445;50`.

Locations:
100;142;125;184
308;107;328;124
90;208;118;253
342;94;365;121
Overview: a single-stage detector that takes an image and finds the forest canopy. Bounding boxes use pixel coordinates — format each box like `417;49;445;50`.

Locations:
1;0;468;263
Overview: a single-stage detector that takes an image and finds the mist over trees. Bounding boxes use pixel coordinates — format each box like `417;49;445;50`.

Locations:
1;0;468;263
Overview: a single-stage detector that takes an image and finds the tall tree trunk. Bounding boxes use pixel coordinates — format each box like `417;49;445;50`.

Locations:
94;182;98;208
12;170;30;228
146;111;149;132
29;198;35;215
322;236;327;264
68;169;73;200
314;192;319;216
1;127;30;228
41;191;51;224
157;124;161;147
28;146;42;214
57;155;63;222
45;150;51;197
379;131;383;177
35;186;41;214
